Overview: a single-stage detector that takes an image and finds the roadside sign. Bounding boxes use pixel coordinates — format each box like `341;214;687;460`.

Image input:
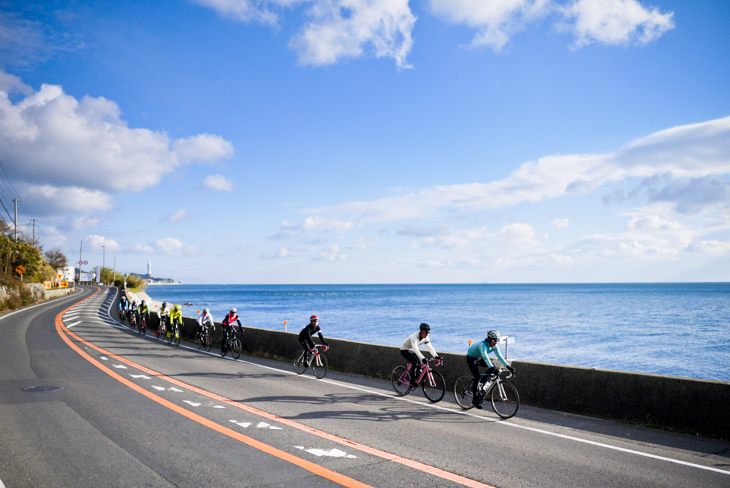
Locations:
78;260;83;265
84;260;88;265
15;265;26;275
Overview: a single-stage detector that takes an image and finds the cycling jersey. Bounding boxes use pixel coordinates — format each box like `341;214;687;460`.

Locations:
400;331;437;362
299;323;327;350
197;312;214;328
158;307;170;318
467;340;509;369
138;304;150;315
169;308;182;323
222;313;241;327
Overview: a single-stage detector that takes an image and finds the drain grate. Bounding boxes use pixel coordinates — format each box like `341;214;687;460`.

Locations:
23;386;63;393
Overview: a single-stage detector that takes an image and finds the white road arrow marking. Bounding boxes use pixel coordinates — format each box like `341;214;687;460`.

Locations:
229;420;253;428
184;401;201;407
130;375;151;379
152;386;166;391
294;447;356;458
100;357;108;361
112;365;127;369
168;387;183;392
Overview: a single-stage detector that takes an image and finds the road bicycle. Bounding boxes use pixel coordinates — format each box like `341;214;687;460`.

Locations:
129;310;137;329
138;313;147;336
293;344;328;379
119;307;127;323
167;317;182;346
220;326;243;360
157;315;167;338
453;369;520;419
391;357;445;403
195;325;212;352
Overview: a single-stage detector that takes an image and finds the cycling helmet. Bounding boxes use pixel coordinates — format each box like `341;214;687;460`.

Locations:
419;323;431;333
203;307;209;313
310;315;318;321
162;302;167;307
230;308;237;314
141;300;146;305
487;330;500;342
173;304;180;310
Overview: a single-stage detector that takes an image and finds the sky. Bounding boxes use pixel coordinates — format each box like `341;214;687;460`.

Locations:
0;0;728;284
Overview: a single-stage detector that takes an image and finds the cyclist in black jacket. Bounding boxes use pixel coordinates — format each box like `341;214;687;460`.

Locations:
298;315;329;364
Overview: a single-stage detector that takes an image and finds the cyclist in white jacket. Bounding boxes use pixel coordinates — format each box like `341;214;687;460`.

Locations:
197;308;214;337
400;323;440;385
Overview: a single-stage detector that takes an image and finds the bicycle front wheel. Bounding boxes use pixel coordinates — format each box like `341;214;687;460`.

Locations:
491;381;520;419
173;326;180;346
391;366;412;396
293;352;306;375
453;375;475;410
422;370;445;403
204;334;212;352
312;353;328;379
231;338;242;359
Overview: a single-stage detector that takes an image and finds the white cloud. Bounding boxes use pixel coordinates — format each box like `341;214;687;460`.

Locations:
314;244;346;261
561;0;675;48
0;72;235;228
289;0;416;69
173;134;234;163
84;234;120;252
304;116;730;224
202;174;234;192
685;240;730;257
428;0;549;49
551;218;569;228
282;216;353;233
129;238;197;256
347;237;379;249
191;0;416;68
262;247;296;259
164;209;190;223
23;185;113;215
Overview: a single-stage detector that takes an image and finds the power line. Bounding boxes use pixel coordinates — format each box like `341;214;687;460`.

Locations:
0;160;31;219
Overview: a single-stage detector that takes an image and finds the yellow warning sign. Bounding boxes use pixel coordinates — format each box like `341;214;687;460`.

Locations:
15;265;26;275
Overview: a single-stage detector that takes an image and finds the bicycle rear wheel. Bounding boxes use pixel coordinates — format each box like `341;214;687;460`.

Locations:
231;337;242;359
391;366;412;396
312;353;328;379
453;375;475;410
204;333;212;352
422;370;445;403
293;352;306;374
491;381;520;419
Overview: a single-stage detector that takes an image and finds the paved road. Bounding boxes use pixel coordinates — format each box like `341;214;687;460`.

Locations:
1;285;728;487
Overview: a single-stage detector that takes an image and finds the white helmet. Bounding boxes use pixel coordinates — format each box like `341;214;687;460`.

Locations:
230;308;237;314
203;307;209;313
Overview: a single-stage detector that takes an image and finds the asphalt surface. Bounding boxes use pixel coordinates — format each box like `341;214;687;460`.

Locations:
0;285;728;488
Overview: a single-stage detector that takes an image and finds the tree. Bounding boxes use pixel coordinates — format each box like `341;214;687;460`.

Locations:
45;248;68;270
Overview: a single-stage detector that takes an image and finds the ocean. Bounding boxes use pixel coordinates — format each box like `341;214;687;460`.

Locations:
144;283;730;382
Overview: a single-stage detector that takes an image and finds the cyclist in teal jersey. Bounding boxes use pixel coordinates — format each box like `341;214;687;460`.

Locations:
466;330;515;408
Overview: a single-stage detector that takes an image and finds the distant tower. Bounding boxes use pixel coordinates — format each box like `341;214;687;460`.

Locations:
147;260;152;276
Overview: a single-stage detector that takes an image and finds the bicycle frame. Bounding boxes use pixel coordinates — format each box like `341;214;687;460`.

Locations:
398;360;440;387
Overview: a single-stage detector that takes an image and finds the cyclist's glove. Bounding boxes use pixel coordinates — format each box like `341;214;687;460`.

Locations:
421;358;428;364
507;365;516;374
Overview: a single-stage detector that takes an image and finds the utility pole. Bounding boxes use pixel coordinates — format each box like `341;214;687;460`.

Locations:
30;219;38;246
113;256;116;287
13;199;22;242
102;245;105;284
79;240;83;282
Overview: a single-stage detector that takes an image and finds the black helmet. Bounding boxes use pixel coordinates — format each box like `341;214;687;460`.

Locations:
162;302;167;307
419;323;430;333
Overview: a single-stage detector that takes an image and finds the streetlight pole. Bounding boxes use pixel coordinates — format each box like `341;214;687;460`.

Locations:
102;246;105;284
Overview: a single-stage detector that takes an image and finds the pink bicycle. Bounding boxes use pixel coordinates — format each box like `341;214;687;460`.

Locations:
391;357;445;402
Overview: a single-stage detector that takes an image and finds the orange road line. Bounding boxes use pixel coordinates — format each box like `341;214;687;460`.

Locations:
56;287;372;488
60;286;497;488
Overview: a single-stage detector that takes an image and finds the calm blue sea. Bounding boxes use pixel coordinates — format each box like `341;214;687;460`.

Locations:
144;283;730;382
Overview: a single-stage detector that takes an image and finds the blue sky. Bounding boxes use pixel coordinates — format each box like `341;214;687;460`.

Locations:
1;0;728;283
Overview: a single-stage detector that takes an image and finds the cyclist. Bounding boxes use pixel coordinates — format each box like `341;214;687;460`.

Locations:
158;302;171;336
221;308;243;353
138;300;150;326
119;295;128;317
169;304;183;332
400;323;440;386
299;315;328;365
129;300;138;322
197;307;214;339
467;330;515;409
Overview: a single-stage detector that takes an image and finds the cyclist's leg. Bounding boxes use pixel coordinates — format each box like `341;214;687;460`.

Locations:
300;338;314;363
467;356;482;403
400;350;420;384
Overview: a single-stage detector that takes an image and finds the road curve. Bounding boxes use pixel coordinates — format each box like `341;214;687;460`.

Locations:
0;285;728;487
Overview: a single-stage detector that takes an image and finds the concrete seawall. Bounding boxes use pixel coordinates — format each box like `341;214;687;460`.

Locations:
127;294;729;440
